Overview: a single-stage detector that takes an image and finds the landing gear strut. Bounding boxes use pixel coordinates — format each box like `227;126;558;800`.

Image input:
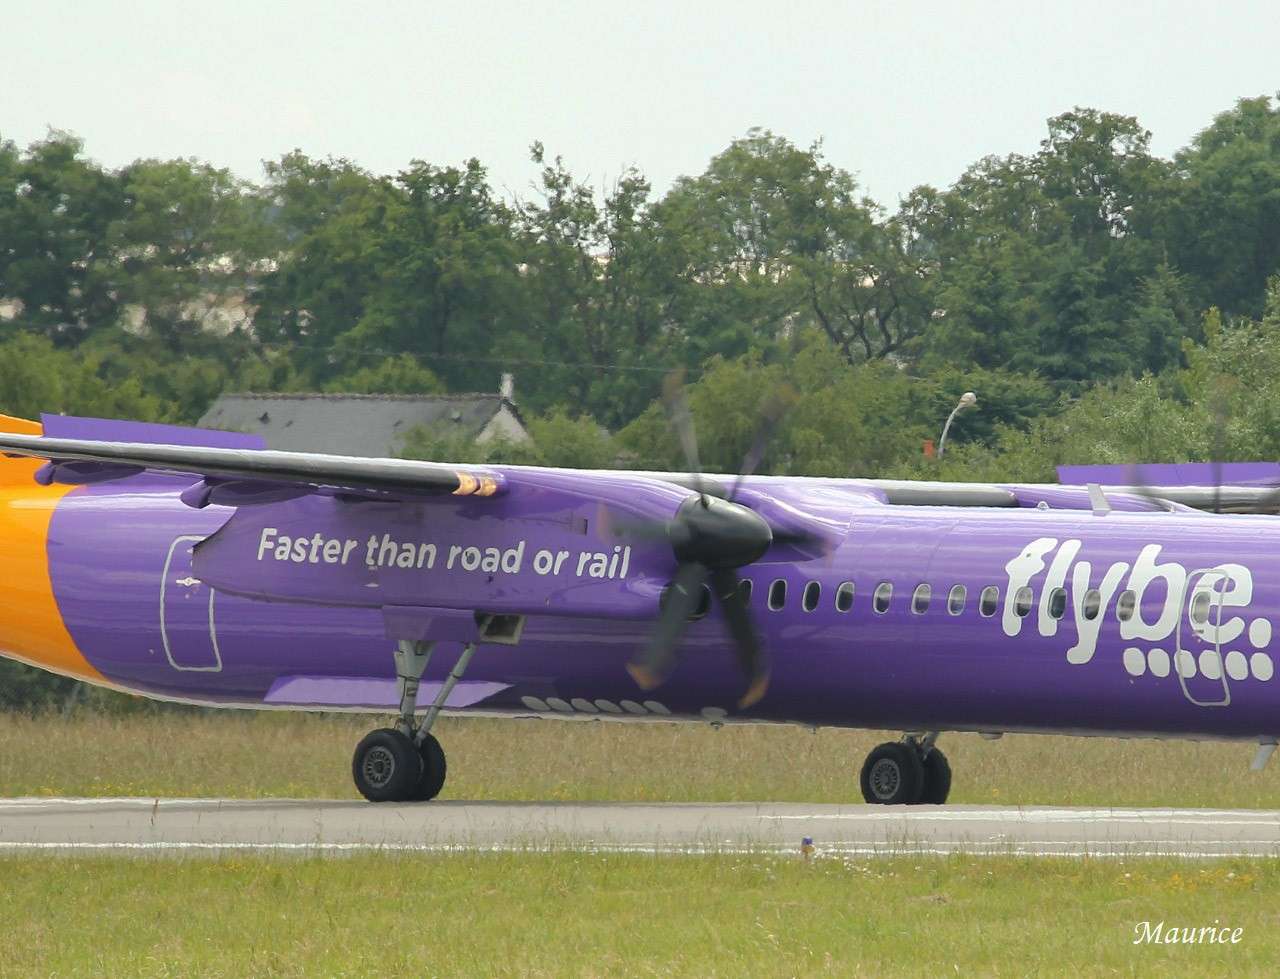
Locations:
859;732;951;805
352;639;474;803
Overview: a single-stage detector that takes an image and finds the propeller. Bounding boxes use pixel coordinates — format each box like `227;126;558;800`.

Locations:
619;374;793;709
1125;377;1243;513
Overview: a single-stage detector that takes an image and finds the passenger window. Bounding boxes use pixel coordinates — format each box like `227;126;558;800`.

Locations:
911;583;931;614
768;579;787;611
835;581;855;613
947;584;966;615
979;586;999;617
1116;590;1136;622
1013;586;1033;617
739;579;753;605
1082;588;1101;621
802;581;821;612
873;582;893;614
1190;590;1211;626
1047;587;1067;620
693;585;712;619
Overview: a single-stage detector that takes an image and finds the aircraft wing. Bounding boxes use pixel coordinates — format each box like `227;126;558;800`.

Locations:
0;432;504;500
6;429;1279;514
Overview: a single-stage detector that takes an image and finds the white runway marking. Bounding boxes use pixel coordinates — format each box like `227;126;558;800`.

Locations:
763;809;1280;827
0;799;1277;858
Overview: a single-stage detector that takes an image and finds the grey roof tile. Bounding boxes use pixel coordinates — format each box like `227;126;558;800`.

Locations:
198;393;522;457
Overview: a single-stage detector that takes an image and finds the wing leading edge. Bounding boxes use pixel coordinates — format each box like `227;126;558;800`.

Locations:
0;433;504;500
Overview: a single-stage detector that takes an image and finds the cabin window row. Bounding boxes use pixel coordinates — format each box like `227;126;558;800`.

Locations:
750;579;1001;617
747;578;1147;622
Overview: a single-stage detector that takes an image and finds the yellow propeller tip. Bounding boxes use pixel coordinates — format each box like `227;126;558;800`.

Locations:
738;675;770;709
626;663;662;691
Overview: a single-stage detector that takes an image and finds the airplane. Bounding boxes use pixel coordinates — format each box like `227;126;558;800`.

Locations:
3;401;1280;806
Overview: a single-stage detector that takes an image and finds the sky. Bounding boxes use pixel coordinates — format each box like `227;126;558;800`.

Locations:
2;0;1277;209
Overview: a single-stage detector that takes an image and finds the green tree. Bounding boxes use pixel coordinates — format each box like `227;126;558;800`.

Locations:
108;158;269;350
399;408;615;470
324;354;444;395
914;110;1178;381
618;333;926;478
0;132;123;344
251;154;399;381
514;145;677;425
339;159;518;393
647;132;833;364
0;332;166;421
1124;260;1198;374
1170;95;1280;318
914;367;1058;447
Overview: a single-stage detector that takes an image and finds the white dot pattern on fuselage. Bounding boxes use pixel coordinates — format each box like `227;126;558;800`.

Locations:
1123;647;1146;676
1225;650;1249;681
1199;650;1223;680
1148;648;1170;677
1250;618;1273;649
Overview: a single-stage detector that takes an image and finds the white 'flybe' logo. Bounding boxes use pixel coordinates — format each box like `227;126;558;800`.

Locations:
1002;538;1256;665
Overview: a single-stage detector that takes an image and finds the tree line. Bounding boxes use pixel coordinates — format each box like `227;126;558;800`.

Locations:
1;95;1276;439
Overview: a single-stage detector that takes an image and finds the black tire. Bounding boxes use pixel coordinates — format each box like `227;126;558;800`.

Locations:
918;748;952;805
409;732;448;802
859;741;925;805
352;728;422;802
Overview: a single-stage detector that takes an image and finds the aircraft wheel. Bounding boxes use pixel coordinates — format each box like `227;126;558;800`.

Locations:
918;748;952;805
353;728;423;802
859;742;925;805
409;732;448;802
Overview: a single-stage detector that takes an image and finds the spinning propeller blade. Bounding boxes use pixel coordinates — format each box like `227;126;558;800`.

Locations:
728;384;796;504
627;562;710;690
625;372;794;707
663;370;708;503
710;567;769;708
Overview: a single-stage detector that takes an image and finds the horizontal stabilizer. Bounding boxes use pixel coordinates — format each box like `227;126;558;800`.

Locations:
1058;462;1280;489
41;414;265;450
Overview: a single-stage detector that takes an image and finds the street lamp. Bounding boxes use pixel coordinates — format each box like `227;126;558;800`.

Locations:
938;391;977;459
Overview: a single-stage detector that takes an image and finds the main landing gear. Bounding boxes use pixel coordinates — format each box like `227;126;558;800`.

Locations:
352;639;475;803
859;733;951;805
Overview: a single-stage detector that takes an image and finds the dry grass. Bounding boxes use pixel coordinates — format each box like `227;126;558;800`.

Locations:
1;710;1279;807
1;852;1278;977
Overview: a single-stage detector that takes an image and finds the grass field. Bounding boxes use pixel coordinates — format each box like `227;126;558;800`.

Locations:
4;712;1280;977
1;710;1280;807
1;853;1277;977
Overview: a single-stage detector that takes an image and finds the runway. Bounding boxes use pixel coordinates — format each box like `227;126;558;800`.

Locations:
2;798;1279;857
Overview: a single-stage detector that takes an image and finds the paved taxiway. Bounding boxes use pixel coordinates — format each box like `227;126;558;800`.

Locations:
2;798;1278;857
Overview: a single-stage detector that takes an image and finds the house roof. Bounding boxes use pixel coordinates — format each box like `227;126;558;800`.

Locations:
198;392;523;458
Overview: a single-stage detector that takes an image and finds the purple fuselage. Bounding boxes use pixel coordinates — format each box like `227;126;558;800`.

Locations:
36;467;1280;742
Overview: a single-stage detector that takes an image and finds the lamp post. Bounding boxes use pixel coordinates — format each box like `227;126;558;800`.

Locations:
938;391;977;459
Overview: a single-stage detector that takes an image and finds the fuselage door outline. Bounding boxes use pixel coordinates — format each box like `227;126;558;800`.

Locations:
1175;568;1230;708
159;535;224;673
